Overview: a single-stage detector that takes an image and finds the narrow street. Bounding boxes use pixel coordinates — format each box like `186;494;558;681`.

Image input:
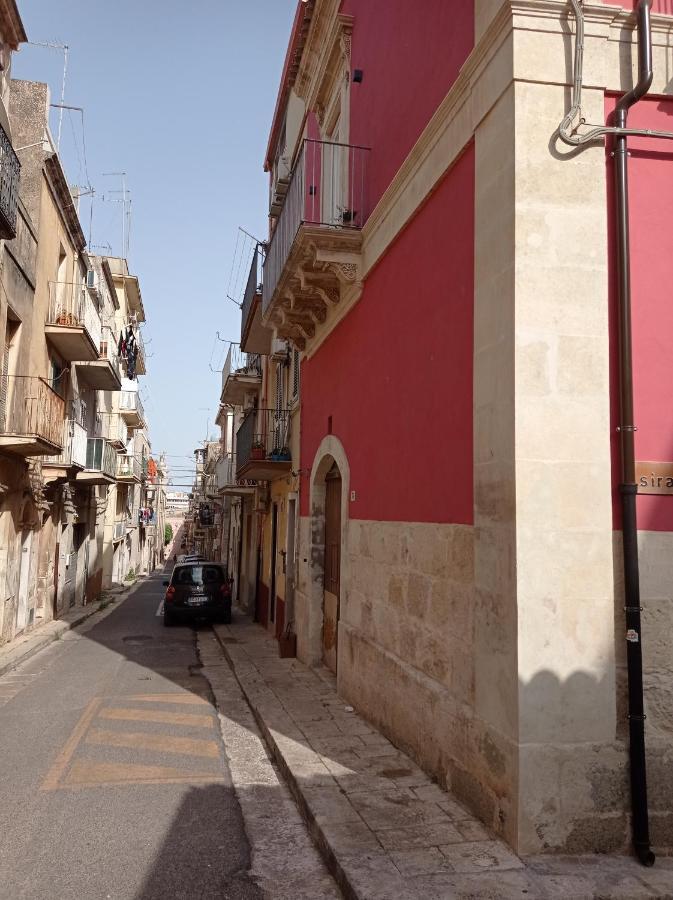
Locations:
0;572;336;900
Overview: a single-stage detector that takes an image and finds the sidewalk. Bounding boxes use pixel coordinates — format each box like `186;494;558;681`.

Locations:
0;581;138;678
213;617;673;900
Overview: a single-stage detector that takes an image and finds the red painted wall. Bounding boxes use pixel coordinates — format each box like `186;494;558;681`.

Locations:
340;0;474;212
607;95;673;530
602;0;673;11
300;145;475;524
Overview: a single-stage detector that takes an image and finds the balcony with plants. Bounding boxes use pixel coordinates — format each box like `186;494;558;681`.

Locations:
262;138;370;351
236;407;291;481
46;281;102;362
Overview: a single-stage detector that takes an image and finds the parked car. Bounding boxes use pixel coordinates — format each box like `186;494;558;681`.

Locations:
163;562;232;626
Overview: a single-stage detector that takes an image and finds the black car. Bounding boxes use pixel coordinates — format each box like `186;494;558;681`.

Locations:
163;562;232;626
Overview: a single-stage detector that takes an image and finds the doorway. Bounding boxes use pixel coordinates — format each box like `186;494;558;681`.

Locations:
285;497;297;630
270;502;278;626
16;529;32;633
322;464;342;673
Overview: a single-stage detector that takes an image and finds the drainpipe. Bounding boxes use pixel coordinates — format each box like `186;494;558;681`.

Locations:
613;0;656;868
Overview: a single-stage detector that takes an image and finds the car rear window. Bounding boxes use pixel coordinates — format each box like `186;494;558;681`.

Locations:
173;565;225;586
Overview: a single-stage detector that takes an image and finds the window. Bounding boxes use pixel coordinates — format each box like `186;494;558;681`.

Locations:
50;358;66;397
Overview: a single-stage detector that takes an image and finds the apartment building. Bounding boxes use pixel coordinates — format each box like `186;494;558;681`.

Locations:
218;0;673;859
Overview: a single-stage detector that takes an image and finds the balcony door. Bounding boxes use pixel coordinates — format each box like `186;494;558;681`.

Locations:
322;463;342;674
322;118;344;226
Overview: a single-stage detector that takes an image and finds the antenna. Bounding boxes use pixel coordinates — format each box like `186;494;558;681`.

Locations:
28;41;69;150
102;172;130;259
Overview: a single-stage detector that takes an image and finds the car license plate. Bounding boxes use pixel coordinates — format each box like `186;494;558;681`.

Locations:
187;596;208;606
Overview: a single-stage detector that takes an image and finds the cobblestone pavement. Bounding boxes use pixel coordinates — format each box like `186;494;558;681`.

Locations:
214;618;673;900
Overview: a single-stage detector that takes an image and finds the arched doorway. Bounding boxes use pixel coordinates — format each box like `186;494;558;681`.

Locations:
322;463;342;673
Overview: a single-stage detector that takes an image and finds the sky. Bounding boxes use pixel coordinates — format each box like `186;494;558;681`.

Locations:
13;0;296;490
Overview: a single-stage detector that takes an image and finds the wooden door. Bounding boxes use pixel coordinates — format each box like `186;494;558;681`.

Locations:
322;465;342;673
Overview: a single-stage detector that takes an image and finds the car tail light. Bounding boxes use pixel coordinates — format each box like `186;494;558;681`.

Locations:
165;586;176;602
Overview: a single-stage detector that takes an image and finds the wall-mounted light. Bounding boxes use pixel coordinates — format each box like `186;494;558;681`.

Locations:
352;69;363;83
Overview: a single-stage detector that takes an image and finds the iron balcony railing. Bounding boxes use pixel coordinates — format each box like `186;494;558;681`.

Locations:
236;407;291;474
0;376;65;448
44;419;87;468
221;344;262;396
117;453;141;480
119;390;145;424
86;438;117;478
0;122;20;240
263;139;370;316
241;246;263;343
47;282;103;350
138;508;156;527
98;327;121;380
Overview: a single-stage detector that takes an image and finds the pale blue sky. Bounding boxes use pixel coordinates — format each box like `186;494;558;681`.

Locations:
14;0;295;487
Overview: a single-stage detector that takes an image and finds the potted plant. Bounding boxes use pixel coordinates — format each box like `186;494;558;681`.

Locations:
277;446;291;461
251;440;265;460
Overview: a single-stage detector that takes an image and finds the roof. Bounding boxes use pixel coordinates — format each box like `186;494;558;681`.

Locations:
0;0;27;49
264;0;315;172
44;154;86;253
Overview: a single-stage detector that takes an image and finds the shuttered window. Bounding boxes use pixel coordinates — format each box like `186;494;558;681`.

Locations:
292;349;300;400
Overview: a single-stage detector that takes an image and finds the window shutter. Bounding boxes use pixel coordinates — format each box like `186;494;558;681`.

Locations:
292;349;300;399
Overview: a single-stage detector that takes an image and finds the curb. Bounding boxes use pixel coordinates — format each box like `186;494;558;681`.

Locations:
0;581;138;678
212;622;359;900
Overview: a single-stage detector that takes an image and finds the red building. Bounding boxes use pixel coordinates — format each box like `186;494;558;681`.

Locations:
222;0;673;858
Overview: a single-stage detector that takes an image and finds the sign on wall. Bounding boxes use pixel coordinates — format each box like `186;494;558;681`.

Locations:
636;462;673;495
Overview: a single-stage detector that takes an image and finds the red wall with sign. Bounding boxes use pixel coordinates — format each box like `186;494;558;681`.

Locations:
607;94;673;530
300;145;475;524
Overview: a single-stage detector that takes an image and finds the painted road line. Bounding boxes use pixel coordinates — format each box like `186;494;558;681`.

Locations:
155;600;164;617
97;707;214;728
85;728;220;758
128;692;210;706
41;697;103;791
64;758;222;787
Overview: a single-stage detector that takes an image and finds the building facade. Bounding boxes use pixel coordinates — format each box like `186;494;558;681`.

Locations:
218;0;673;859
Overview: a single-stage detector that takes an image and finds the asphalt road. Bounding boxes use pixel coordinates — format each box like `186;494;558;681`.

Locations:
0;571;263;900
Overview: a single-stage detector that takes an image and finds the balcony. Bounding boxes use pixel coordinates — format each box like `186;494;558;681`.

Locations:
220;344;262;407
113;519;127;542
0;122;20;240
43;419;87;472
236;407;292;481
241;247;271;354
46;282;102;362
117;453;141;482
76;438;117;485
78;327;122;391
138;508;157;528
216;452;256;497
119;390;146;429
262;139;370;350
0;376;65;456
95;412;127;450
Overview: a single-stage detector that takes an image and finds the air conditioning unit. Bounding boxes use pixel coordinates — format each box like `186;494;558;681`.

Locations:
86;269;99;291
271;339;289;362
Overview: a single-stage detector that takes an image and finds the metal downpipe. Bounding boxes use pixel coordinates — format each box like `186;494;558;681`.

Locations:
613;0;656;868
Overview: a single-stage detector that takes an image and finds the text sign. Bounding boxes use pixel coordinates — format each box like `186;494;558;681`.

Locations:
636;462;673;495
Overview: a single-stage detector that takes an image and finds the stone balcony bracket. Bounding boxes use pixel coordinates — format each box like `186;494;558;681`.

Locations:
263;226;363;351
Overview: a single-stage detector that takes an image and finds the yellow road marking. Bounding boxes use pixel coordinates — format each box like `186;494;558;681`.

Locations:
86;728;220;759
65;758;221;786
41;698;103;791
128;693;210;706
98;707;214;728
